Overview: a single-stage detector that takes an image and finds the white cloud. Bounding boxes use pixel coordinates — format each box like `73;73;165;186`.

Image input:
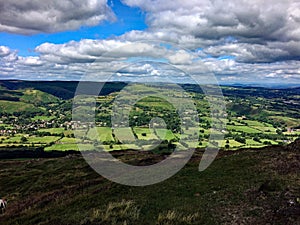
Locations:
1;1;300;84
168;50;194;65
18;56;44;66
121;0;300;63
0;0;115;34
0;46;11;57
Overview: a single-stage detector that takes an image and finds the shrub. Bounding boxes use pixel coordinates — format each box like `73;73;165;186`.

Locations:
234;136;246;144
21;136;28;143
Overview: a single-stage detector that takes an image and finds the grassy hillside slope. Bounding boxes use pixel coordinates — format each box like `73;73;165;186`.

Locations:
0;100;44;114
0;141;299;225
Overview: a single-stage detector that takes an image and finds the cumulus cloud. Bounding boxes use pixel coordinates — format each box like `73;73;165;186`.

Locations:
0;0;115;34
1;1;300;84
121;0;300;63
1;40;299;84
18;56;44;66
34;39;175;64
0;46;11;57
167;50;194;65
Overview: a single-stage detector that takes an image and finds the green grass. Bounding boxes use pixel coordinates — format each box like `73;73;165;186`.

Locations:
222;139;244;148
269;116;300;127
27;136;60;144
39;128;65;134
155;129;177;140
242;120;271;127
0;100;43;114
0;123;13;129
31;115;56;121
245;139;263;146
109;144;140;151
87;127;114;142
3;135;23;143
59;137;77;143
21;89;59;104
260;139;278;145
133;127;157;140
113;128;135;142
45;143;94;151
227;125;261;134
252;126;276;133
38;128;73;136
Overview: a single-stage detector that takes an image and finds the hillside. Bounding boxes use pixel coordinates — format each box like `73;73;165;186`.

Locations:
0;80;127;100
0;100;44;114
20;89;59;105
0;140;299;225
0;84;60;114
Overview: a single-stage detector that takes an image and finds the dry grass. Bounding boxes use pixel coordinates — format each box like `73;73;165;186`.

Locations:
156;210;201;225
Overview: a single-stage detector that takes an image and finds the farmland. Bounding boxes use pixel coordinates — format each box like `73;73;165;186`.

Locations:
0;81;299;153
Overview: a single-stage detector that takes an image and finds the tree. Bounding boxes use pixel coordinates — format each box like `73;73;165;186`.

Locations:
234;136;246;144
253;137;261;143
21;136;28;143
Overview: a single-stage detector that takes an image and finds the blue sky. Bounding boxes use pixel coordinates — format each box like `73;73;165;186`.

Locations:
0;0;299;85
0;0;147;56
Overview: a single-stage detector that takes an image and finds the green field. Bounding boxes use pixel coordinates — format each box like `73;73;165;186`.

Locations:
59;137;77;143
133;127;158;140
31;115;56;121
227;125;261;134
114;127;135;142
0;123;13;129
39;128;65;134
155;129;177;140
27;136;60;144
87;127;115;142
222;139;244;148
245;139;262;146
242;120;271;127
269;116;300;127
45;143;94;151
0;100;43;114
0;81;299;152
38;128;73;136
2;135;23;143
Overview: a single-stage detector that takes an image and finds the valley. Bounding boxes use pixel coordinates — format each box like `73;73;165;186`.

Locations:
0;81;299;154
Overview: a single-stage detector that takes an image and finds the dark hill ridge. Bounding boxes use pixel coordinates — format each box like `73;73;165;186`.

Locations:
1;80;300;100
0;80;127;99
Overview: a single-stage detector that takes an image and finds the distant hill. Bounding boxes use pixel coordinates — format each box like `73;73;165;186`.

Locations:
20;89;59;105
0;80;127;100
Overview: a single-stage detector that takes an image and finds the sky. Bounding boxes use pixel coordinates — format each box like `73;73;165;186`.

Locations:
0;0;300;85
